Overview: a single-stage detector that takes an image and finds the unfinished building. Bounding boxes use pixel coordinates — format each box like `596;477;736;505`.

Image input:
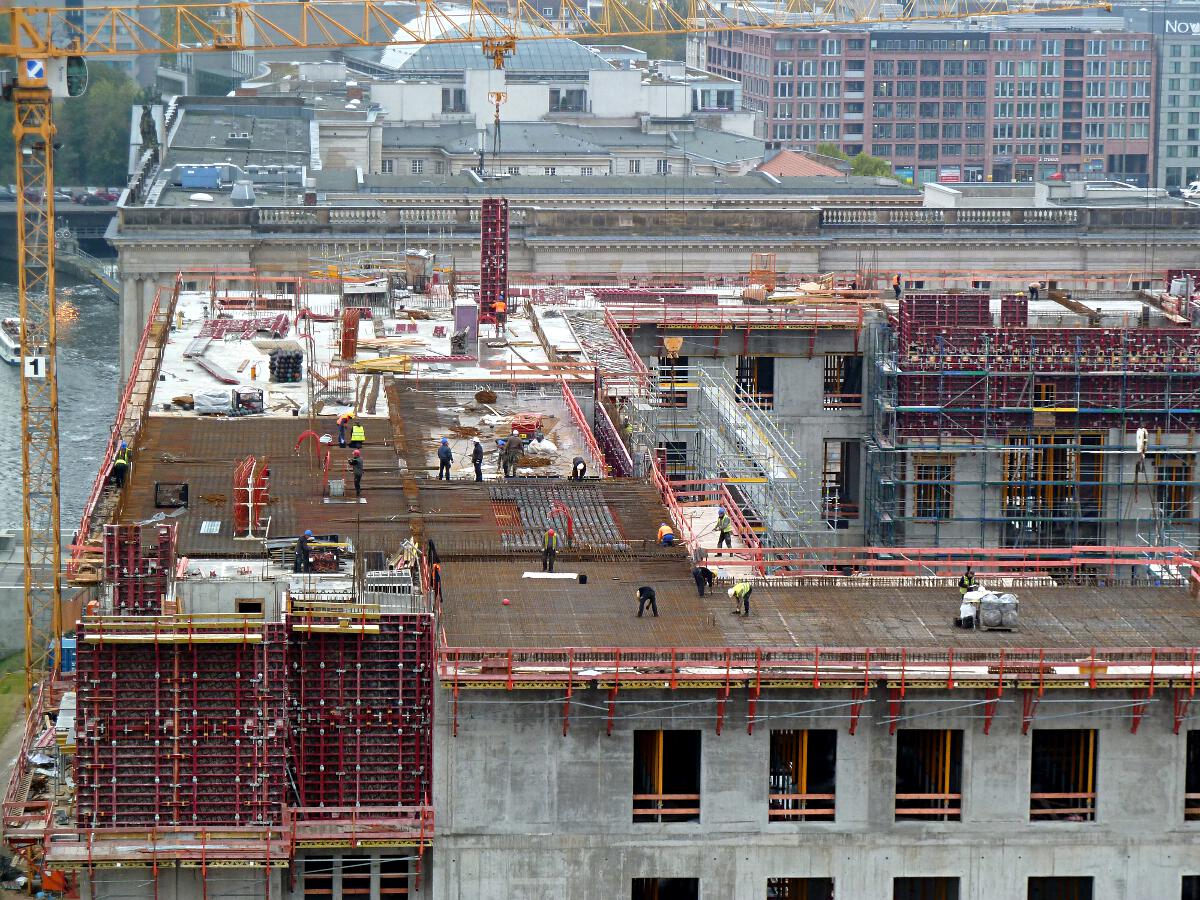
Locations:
3;264;1199;900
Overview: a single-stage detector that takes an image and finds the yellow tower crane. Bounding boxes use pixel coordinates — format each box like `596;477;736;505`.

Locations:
2;0;1110;700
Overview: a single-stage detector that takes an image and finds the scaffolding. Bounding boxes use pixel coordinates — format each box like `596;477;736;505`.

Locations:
866;296;1200;549
627;364;825;547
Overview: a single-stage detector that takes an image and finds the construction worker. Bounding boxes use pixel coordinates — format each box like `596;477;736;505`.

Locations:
347;449;364;498
959;567;977;597
437;438;453;480
716;507;734;549
572;456;587;480
84;596;100;617
294;530;314;573
542;527;559;572
336;411;354;448
494;296;507;337
728;581;752;616
1028;280;1042;301
349;420;366;449
893;272;902;301
692;565;716;597
431;561;443;601
502;437;523;478
110;440;132;488
636;585;658;618
657;522;675;546
471;437;484;482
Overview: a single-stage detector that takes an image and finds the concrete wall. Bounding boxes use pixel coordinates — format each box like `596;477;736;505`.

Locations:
82;867;285;899
431;684;1198;900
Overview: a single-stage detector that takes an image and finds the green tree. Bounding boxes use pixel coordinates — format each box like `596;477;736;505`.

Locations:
849;152;893;177
584;0;687;60
816;142;849;161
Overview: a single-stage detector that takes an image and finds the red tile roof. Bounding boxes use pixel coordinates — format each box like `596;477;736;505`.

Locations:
756;150;843;178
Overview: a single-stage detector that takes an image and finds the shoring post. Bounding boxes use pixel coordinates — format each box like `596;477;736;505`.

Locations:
607;649;621;736
562;649;574;737
715;648;732;736
849;648;871;737
747;648;762;735
982;687;1001;736
887;687;902;736
669;648;678;690
506;649;513;691
1130;688;1148;735
451;650;460;738
1089;647;1097;690
812;646;821;690
1149;647;1157;696
1021;689;1041;735
946;647;955;690
900;647;907;698
1175;686;1193;735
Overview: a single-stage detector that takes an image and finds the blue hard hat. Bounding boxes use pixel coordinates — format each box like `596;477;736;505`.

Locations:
498;439;506;447
441;437;448;444
119;441;127;449
304;530;313;536
717;507;725;515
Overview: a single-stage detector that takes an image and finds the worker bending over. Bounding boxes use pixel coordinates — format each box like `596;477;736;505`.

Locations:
692;565;716;597
571;456;587;480
729;581;752;616
347;449;364;498
542;527;559;572
294;530;314;573
636;585;658;618
336;411;354;447
110;441;132;488
657;522;675;546
716;507;734;549
437;438;453;480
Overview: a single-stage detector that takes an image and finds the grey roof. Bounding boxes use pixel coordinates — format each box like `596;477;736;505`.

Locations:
389;22;612;75
165;108;312;169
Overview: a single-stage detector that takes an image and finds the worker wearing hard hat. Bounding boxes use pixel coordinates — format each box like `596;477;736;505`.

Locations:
542;527;559;572
471;438;484;482
347;449;364;498
110;441;132;488
336;411;354;447
729;582;752;616
437;437;453;480
716;507;734;549
294;530;314;573
657;522;675;546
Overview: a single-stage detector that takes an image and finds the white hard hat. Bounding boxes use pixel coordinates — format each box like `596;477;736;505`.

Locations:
727;587;736;598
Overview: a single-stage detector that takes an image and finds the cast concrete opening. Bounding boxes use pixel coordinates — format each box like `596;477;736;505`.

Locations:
823;352;864;409
1029;729;1097;821
631;877;700;899
1027;876;1093;900
768;877;835;899
893;876;960;899
343;854;370;898
303;856;334;897
737;355;776;409
895;729;962;821
1184;875;1200;900
633;730;701;823
236;597;263;614
769;729;836;821
380;856;410;896
1186;731;1200;821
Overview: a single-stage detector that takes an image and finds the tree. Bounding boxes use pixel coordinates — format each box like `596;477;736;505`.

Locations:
815;143;895;179
584;0;687;60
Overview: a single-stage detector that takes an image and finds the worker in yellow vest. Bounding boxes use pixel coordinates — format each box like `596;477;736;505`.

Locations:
349;421;366;449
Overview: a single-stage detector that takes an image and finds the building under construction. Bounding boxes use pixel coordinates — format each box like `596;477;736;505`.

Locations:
3;249;1200;900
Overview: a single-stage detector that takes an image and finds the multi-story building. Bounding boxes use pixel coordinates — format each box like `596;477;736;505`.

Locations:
702;17;1155;185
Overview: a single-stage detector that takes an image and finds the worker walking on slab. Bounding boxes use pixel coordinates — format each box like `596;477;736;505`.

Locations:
336;411;354;448
571;456;587;480
692;565;716;597
959;567;977;597
294;530;314;573
893;272;902;301
657;522;675;546
716;507;734;549
502;437;523;478
494;296;507;337
471;438;484;482
349;420;366;449
728;581;752;617
542;527;559;572
347;449;364;498
437;437;453;480
110;441;132;488
636;585;658;618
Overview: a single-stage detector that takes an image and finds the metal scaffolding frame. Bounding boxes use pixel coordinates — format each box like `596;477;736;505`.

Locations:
627;364;826;547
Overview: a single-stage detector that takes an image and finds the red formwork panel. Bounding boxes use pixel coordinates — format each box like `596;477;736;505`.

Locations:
288;615;434;809
1000;294;1029;328
479;198;509;325
74;624;288;828
102;524;175;615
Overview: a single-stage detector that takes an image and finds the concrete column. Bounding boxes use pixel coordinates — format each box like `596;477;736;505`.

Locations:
119;274;143;383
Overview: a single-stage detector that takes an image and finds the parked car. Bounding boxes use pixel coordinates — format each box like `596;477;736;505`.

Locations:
1182;181;1200;200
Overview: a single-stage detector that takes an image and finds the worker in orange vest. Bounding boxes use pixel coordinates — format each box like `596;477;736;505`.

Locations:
336;411;354;447
494;296;508;337
657;522;675;546
893;272;902;301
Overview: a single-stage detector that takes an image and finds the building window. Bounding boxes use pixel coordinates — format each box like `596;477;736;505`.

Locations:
434;160;445;175
380;159;393;174
1155;454;1193;520
440;87;466;113
913;454;954;520
1028;877;1093;900
1030;729;1096;822
633;730;700;823
894;878;959;900
769;730;836;821
302;857;334;896
659;355;688;408
410;159;423;175
822;439;860;522
628;159;642;174
896;730;962;822
1187;731;1200;821
1185;876;1200;900
506;166;521;175
823;353;863;409
632;879;699;900
736;356;775;408
580;166;593;176
768;879;834;899
656;159;671;175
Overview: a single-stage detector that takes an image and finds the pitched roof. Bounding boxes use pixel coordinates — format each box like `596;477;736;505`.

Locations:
756;150;843;178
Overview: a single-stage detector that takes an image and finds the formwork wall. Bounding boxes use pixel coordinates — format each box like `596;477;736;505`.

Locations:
289;615;434;808
74;625;289;828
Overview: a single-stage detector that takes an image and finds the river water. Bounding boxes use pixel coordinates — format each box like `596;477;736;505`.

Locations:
0;261;120;530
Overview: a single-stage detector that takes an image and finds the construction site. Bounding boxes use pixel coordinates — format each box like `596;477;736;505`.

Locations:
0;188;1194;899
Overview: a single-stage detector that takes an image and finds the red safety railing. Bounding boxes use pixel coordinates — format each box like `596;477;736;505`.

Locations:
648;460;695;547
671;479;762;558
286;805;434;849
560;380;607;476
606;302;865;331
438;645;1200;689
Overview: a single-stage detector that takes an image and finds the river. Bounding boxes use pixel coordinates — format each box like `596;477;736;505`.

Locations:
0;262;119;530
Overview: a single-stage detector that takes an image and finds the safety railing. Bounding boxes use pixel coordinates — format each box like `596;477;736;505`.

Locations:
648;459;696;547
895;793;962;820
606;303;865;330
289;599;382;632
286;805;434;849
632;794;700;823
42;824;292;866
438;646;1200;690
80;613;268;643
768;794;836;821
1029;792;1096;820
560;381;607;476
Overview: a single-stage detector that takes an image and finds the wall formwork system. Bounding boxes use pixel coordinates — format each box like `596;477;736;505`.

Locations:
478;198;509;326
866;293;1200;549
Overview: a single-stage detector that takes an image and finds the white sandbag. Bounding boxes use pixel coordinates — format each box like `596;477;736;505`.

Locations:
193;389;232;414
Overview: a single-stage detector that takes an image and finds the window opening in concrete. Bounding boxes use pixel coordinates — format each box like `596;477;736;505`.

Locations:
632;878;700;900
1033;383;1058;408
822;440;861;523
893;876;960;900
380;856;410;896
633;730;701;823
342;855;371;898
1028;876;1093;900
1002;433;1104;547
769;729;836;821
1155;454;1195;520
823;353;864;409
768;877;834;899
302;856;334;897
658;355;690;408
1029;729;1096;821
657;441;690;479
736;355;776;409
1186;731;1200;821
235;598;262;615
895;729;962;821
913;454;954;520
